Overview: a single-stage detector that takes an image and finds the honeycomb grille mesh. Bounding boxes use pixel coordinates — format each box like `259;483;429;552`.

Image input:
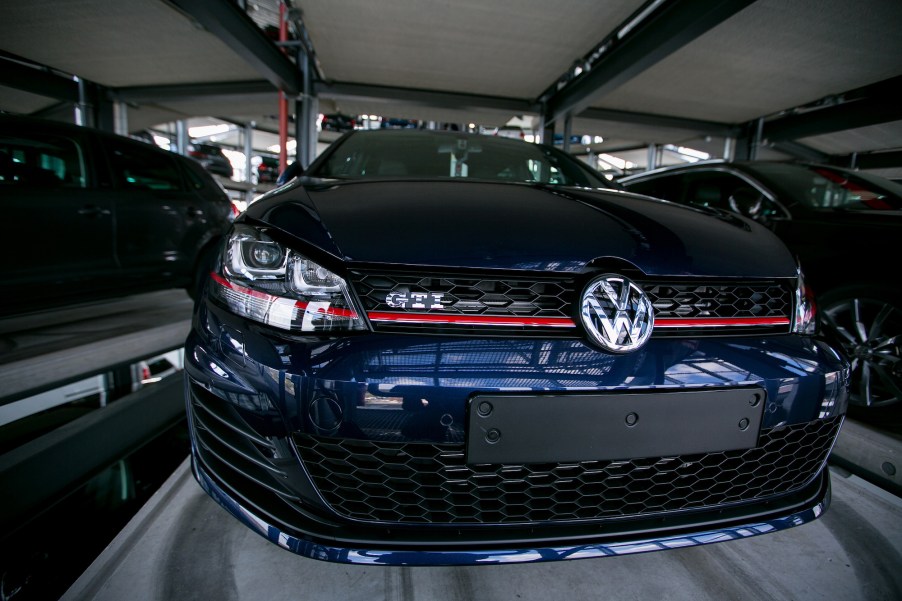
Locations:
353;272;574;318
295;416;840;524
643;282;791;319
351;271;793;334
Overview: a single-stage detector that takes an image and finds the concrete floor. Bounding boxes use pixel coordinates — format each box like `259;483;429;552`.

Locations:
63;461;902;601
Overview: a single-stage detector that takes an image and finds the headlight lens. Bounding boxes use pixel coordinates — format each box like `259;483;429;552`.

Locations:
211;224;366;332
793;270;817;335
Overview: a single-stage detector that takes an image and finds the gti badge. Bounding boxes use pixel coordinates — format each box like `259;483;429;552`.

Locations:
386;291;445;310
580;274;654;352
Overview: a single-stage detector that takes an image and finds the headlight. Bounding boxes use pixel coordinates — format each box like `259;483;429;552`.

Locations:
210;224;366;332
793;269;817;335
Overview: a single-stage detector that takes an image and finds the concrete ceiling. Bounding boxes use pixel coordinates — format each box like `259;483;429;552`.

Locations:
0;0;900;171
299;0;643;99
0;0;262;87
595;0;902;123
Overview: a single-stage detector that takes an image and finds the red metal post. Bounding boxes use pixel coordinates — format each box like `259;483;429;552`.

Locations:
278;1;289;172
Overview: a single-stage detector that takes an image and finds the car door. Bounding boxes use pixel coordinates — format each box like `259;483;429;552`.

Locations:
101;137;201;285
634;169;784;220
0;128;116;312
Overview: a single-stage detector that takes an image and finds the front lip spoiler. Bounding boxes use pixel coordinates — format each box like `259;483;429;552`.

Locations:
191;455;832;566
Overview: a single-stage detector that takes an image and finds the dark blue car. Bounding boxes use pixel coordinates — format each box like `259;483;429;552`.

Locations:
184;130;848;565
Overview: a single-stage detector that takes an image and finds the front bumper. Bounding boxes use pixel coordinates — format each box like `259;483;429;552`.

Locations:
185;298;848;565
192;449;832;565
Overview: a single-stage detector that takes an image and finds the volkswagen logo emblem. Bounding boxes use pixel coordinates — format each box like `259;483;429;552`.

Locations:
580;274;654;353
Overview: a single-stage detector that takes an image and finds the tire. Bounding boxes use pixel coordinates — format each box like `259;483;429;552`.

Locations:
819;286;902;409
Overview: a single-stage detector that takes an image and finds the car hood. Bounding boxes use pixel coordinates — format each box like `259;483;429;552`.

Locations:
245;180;797;278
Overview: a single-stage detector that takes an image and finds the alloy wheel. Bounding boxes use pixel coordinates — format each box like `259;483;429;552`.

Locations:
821;297;902;408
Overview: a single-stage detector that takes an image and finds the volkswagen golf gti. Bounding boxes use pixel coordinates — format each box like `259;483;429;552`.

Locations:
184;130;848;565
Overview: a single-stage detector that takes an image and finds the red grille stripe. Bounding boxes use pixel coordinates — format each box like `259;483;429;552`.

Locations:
368;311;790;329
654;317;790;328
367;312;577;328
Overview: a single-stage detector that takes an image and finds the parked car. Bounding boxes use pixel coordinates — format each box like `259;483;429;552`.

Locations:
0;115;233;314
495;125;527;139
185;129;846;565
254;156;279;184
621;161;901;409
188;143;233;178
380;117;419;129
320;113;356;132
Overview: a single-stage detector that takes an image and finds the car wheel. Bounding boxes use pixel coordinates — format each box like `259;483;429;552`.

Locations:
819;288;902;408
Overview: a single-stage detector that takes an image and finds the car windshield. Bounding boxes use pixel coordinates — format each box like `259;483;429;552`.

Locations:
309;130;613;188
747;163;902;211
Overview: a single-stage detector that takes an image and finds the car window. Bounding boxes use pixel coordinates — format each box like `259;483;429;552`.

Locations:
628;171;782;221
675;171;779;220
624;176;681;201
748;163;902;211
106;139;185;191
181;160;209;191
682;172;743;210
311;131;613;188
0;133;87;188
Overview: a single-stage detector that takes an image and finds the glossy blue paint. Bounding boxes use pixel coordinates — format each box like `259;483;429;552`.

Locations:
187;300;847;446
186;131;849;564
245;180;795;277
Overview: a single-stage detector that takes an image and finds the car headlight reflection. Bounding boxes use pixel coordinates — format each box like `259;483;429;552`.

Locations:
212;224;366;332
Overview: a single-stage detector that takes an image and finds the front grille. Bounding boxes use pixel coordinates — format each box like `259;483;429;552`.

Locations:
644;282;791;319
295;416;841;524
188;384;303;525
351;270;793;336
353;271;575;336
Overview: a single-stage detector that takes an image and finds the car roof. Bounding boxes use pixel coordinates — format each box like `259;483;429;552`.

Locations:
1;113;192;161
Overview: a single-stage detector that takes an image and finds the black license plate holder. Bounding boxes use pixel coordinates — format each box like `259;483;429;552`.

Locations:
466;388;766;465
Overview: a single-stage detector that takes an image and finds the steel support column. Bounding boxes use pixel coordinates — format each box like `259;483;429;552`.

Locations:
762;75;902;143
723;137;735;161
539;111;555;146
562;114;573;152
171;0;300;94
830;150;902;171
297;51;318;169
244;123;253;185
646;144;659;171
113;101;129;136
0;53;79;103
315;81;535;116
580;107;737;138
278;0;289;172
91;84;116;133
75;77;88;127
770;140;829;163
176;121;189;156
542;0;757;126
734;118;762;161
